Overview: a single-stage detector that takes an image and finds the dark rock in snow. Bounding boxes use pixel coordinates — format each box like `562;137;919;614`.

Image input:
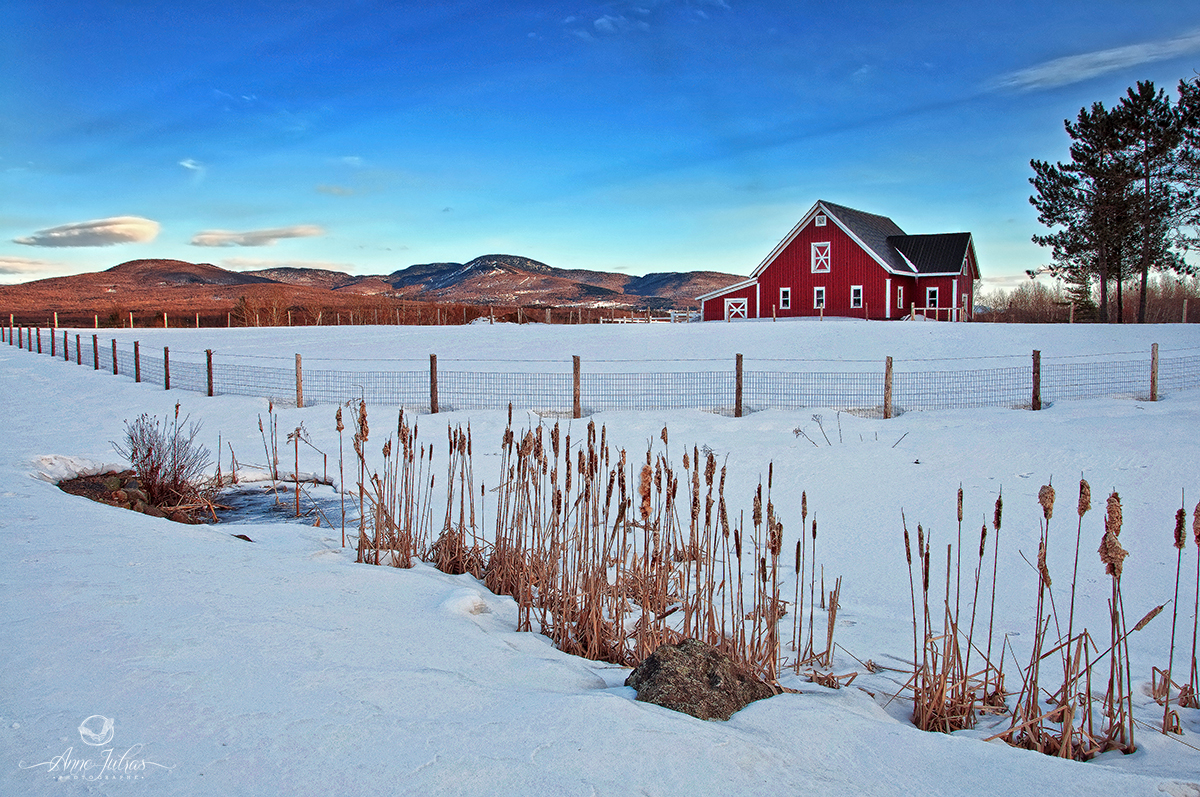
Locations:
624;638;776;720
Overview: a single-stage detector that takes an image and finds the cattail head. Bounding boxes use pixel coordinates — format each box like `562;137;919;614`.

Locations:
770;520;783;557
917;523;924;553
1038;483;1055;521
903;522;912;566
382;439;391;459
1105;491;1122;537
801;491;807;522
795;538;802;572
1193;501;1200;548
1077;478;1091;517
660;426;668;447
1099;530;1128;578
706;453;716;487
734;527;742;559
993;492;1003;531
357;400;368;442
682;451;689;471
957;486;963;523
978;523;987;559
1037;539;1051;587
768;461;773;490
811;515;817;541
638;464;652;522
753;484;762;528
759;557;767;585
335;407;344;433
551;422;560;459
1175;506;1187;550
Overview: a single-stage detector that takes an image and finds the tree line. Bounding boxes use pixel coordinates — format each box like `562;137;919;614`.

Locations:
1030;78;1199;322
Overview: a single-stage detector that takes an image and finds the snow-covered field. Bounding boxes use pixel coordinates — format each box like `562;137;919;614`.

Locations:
2;318;1199;796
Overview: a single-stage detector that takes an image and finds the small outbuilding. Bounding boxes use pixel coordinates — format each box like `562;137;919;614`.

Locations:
698;200;980;321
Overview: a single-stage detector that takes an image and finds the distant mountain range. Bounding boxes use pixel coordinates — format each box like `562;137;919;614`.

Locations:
0;255;743;324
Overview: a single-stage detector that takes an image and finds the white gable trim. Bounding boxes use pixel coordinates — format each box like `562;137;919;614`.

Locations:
696;277;758;302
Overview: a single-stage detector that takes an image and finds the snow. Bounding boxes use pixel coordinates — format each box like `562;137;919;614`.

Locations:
3;319;1200;795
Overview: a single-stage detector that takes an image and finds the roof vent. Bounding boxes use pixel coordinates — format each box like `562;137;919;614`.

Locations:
815;214;826;227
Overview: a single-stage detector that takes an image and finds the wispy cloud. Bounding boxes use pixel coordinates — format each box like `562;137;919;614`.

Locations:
316;184;355;196
993;28;1200;91
179;158;204;172
0;255;53;276
190;225;325;247
220;257;353;272
14;216;160;247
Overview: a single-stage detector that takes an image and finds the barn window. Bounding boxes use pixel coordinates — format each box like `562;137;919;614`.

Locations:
897;285;904;311
779;287;791;310
850;285;863;309
815;214;827;227
811;242;830;273
926;287;939;308
813;287;825;309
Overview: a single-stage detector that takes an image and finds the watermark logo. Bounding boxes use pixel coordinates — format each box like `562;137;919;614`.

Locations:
18;715;174;782
78;715;114;747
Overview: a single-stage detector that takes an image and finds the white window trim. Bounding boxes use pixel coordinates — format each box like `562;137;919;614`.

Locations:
850;284;863;309
813;286;826;309
897;285;904;311
926;287;939;308
815;214;827;227
779;287;791;310
811;242;830;273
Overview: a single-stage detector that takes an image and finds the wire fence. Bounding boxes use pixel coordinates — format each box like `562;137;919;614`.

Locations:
5;327;1200;417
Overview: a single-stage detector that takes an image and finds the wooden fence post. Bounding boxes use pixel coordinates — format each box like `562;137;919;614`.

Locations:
573;355;581;419
53;311;58;329
295;353;304;408
92;334;99;370
1031;350;1041;411
430;353;438;414
36;327;41;353
206;349;214;396
1184;298;1189;324
134;341;141;383
1150;343;1159;401
884;356;893;419
51;327;55;357
76;334;81;365
112;339;118;374
735;353;744;418
164;347;171;390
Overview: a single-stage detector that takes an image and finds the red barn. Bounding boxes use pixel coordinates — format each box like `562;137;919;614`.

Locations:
698;200;980;322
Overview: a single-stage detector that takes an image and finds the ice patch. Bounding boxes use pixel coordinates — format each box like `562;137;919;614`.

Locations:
441;588;491;616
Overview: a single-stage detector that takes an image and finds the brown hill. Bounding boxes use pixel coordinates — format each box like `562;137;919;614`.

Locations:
0;256;743;326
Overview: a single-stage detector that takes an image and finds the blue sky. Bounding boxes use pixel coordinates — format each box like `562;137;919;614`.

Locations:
3;1;1199;290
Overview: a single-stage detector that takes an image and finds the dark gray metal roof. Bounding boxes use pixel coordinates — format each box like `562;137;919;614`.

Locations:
887;233;973;275
819;201;915;275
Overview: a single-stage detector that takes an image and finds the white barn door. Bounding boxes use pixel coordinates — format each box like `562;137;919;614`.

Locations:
724;298;748;321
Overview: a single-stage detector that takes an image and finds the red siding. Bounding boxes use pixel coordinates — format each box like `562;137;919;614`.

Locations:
701;282;758;321
755;216;895;320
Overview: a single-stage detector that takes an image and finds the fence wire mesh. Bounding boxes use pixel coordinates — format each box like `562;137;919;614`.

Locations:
13;337;1200;416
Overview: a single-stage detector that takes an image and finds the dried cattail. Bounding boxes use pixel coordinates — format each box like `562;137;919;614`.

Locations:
382;440;391;459
768;461;773;490
683;451;690;471
660;427;668;447
719;498;729;538
801;491;807;522
1037;539;1051;587
811;515;817;541
978;523;987;559
734;527;742;559
551;422;560;458
706;453;716;487
639;464;652;522
923;545;931;593
903;523;912;565
1133;603;1165;632
1099;531;1128;578
357;400;368;441
753;485;762;528
771;520;783;557
993;492;1003;531
917;523;924;553
1038;483;1055;520
795;538;802;572
1194;501;1200;548
1105;492;1123;537
654;460;662;492
604;470;615;506
1077;478;1091;517
957;486;963;524
759;557;767;585
335;407;344;433
1175;506;1187;550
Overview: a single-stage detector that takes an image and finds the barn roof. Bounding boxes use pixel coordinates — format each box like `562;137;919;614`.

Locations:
819;202;915;275
888;233;974;275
